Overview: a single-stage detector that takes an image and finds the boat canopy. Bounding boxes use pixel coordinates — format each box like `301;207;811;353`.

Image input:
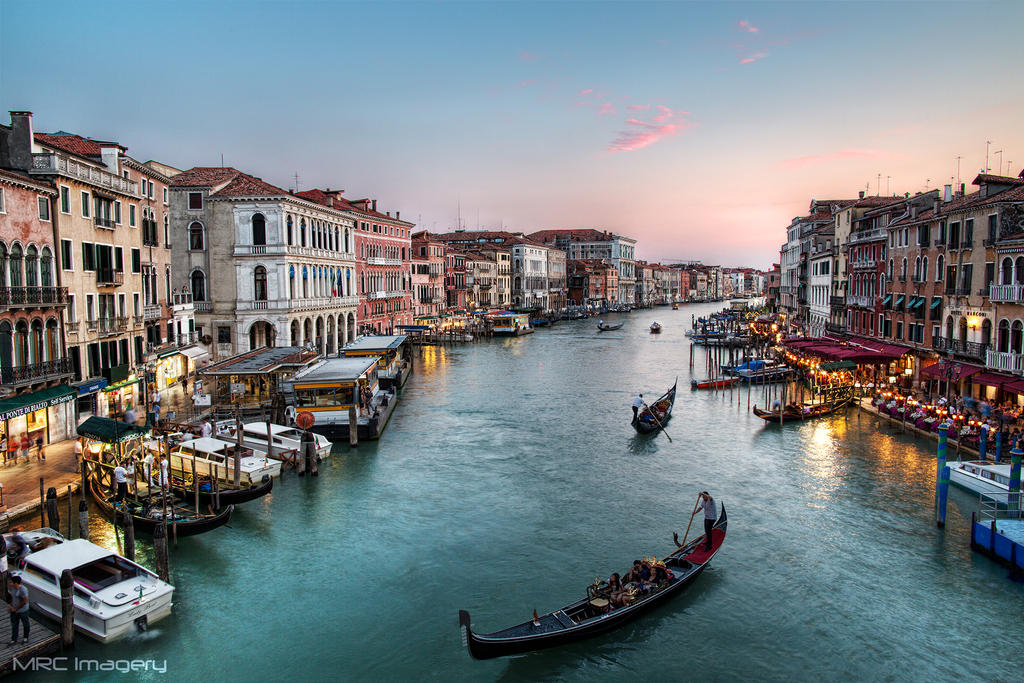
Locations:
23;539;115;575
77;416;149;443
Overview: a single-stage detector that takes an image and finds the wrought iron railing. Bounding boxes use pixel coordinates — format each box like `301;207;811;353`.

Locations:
0;286;69;307
0;357;74;385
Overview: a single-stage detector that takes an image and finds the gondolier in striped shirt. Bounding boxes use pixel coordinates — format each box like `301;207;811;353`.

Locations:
632;393;644;424
697;491;717;552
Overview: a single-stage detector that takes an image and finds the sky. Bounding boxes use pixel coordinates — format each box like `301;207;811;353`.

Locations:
2;1;1023;268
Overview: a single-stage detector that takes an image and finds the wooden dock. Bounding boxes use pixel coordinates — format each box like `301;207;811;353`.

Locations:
0;614;61;676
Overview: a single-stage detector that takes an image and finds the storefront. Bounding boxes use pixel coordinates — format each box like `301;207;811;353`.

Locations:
153;348;188;391
75;377;109;423
0;385;78;447
100;375;142;420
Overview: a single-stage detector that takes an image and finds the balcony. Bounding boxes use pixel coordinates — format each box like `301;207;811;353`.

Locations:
66;321;79;334
829;295;845;308
989;284;1024;303
986;349;1024;374
366;257;402;266
918;238;931;248
177;331;198;347
960;239;974;249
0;357;74;386
173;292;193;306
194;301;212;313
847;294;874;308
96;269;124;287
144;304;163;320
367;290;405;300
850;259;877;270
849;227;887;245
30;153;138;195
133;315;144;327
933;337;988;359
825;322;846;335
95;216;115;229
285;245;355;261
116;315;129;331
0;286;68;309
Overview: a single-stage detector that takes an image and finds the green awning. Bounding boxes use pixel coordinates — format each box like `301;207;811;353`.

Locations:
76;416;149;443
156;348;180;359
0;385;77;421
881;294;892;306
930;298;942;309
102;376;141;393
820;360;858;371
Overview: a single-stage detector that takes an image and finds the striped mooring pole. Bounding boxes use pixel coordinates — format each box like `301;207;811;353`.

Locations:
995;427;1003;463
1010;447;1023;518
936;423;949;518
936;465;950;528
979;425;988;461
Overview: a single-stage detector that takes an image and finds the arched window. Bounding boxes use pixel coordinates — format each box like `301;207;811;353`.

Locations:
286;216;294;245
1016;257;1024;285
900;257;907;279
40;247;53;287
1013;320;1024;354
922;257;928;285
959;317;968;343
914;256;921;281
191;269;207;301
999;319;1010;352
936;254;944;281
30;319;43;364
0;320;11;374
300;219;307;247
13;320;28;366
252;213;266;246
164;215;170;245
982;318;992;348
334;228;339;251
189;222;205;251
887;259;893;279
945;316;954;341
1003;257;1014;285
254;266;267;300
25;246;38;287
0;242;6;286
9;244;23;287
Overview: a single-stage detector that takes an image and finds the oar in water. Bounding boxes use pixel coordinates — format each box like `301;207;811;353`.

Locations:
641;402;673;442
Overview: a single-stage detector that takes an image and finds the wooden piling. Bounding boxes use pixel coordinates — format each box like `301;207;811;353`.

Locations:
45;486;59;532
192;453;199;512
121;508;135;561
78;499;89;541
66;485;72;540
39;477;45;529
349;389;359;446
60;569;74;648
233;408;242;487
153;521;170;582
309;436;318;477
0;536;8;604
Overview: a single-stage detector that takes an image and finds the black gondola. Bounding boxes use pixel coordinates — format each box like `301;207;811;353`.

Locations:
90;479;234;538
597;322;623;331
633;380;677;434
169;474;273;507
459;506;727;659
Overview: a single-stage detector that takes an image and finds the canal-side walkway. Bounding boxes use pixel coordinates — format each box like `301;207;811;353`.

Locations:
857;397;987;459
0;439;80;529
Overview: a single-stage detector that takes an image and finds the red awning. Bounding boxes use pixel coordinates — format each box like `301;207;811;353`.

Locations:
1002;380;1024;395
921;361;984;380
971;372;1014;388
847;337;910;358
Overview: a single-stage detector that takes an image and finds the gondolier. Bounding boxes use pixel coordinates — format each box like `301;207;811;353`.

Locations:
632;394;644;424
697;491;717;552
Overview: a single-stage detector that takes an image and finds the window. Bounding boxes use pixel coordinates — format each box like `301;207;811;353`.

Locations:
252;213;266;246
936;254;944;281
164;215;170;247
85;294;95;321
0;187;5;212
114;200;122;224
189;222;204;250
163;187;168;204
896;320;903;340
38;196;50;221
129;204;136;227
67;293;76;322
217;326;231;344
81;242;96;271
114;247;123;273
964;218;974;246
131;248;141;273
81;191;90;217
59;186;70;213
61;239;73;270
989;214;998;242
254;266;268;300
190;269;207;301
188;192;203;210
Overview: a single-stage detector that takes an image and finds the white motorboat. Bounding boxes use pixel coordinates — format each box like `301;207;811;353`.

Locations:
947;460;1015;498
224;422;332;460
151;436;282;485
6;530;174;643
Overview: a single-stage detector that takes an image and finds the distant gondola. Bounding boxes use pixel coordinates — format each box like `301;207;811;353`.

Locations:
90;480;233;538
597;322;623;331
633;380;676;434
459;506;727;659
650;322;662;333
169;473;273;507
752;394;852;423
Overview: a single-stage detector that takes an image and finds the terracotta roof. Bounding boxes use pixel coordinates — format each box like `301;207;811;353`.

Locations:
34;132;123;159
210;174;289;198
169;167;241;187
433;230;525;243
972;173;1024;186
529;229;626;243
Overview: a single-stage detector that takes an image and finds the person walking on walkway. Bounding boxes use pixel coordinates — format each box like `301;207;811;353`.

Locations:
34;436;44;462
73;439;83;473
124;406;137;425
113;461;128;502
8;575;30;644
19;435;30;464
697;491;717;552
632;393;644;424
0;436;7;467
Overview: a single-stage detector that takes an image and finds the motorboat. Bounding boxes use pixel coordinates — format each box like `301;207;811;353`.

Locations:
152;436;282;485
947;461;1016;499
6;530;174;643
224;422;332;460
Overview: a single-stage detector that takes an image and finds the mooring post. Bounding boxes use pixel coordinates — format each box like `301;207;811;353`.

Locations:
936;422;949;516
121;508;135;561
979;424;988;461
1009;447;1022;519
0;535;8;604
45;486;59;532
60;569;74;648
66;485;72;540
78;499;89;540
349;388;359;447
995;427;1003;463
936;465;950;528
39;477;45;529
153;521;170;582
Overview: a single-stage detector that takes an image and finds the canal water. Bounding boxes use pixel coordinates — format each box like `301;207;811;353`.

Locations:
39;302;1022;681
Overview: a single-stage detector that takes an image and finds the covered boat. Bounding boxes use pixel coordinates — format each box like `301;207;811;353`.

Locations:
459;506;727;659
633;380;677;434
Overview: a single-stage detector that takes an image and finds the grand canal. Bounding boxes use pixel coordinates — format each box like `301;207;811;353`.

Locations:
42;302;1022;681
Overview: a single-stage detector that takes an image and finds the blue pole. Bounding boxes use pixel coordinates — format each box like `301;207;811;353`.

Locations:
979;425;988;461
936;423;949;515
1010;447;1022;518
995;427;1003;463
936;465;950;528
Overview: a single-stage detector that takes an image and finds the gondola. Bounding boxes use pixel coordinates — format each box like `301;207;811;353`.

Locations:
90;479;234;538
690;377;738;390
169;473;273;507
459;506;727;660
597;322;623;331
633;380;676;434
752;395;852;423
649;322;662;333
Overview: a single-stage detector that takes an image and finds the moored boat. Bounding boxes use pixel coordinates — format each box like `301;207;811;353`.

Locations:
947;460;1016;499
6;530;175;642
459;506;727;659
90;478;234;538
752;394;852;423
690;377;739;390
633;380;676;434
225;422;332;461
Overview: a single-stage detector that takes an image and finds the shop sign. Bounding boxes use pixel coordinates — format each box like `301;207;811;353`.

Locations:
194;394;211;406
78;379;109;395
230;383;245;395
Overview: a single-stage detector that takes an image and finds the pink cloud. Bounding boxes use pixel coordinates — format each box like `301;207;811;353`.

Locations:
579;88;594;95
596;103;616;116
516;79;536;88
519;51;539;62
738;20;760;33
627;104;650;111
779;148;892;169
608;108;696;153
740;51;767;64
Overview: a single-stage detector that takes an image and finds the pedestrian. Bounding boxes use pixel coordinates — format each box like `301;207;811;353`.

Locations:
34;436;44;461
124;406;137;425
73;439;83;473
113;461;128;502
696;491;718;552
19;434;30;464
159;454;169;488
143;449;155;486
201;420;212;439
7;575;30;644
151;389;161;407
0;435;7;467
632;393;644;424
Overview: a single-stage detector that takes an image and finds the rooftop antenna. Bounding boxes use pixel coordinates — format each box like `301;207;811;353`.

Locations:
457;198;462;230
293;172;300;192
886;175;891;196
876;173;881;197
985;141;991;172
955;156;961;189
220;153;224;168
994;149;1003;176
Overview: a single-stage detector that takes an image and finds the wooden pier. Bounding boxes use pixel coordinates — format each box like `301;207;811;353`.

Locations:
0;615;60;676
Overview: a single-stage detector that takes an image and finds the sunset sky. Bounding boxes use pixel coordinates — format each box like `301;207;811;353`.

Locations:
2;1;1022;268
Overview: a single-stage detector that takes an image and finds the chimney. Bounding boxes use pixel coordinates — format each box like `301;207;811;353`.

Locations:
99;145;120;174
396;211;400;220
933;198;940;214
911;205;918;219
371;199;377;212
858;190;865;199
5;111;35;171
960;183;966;197
943;184;953;202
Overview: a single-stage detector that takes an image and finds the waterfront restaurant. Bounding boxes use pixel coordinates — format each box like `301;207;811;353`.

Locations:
0;384;77;447
198;346;320;408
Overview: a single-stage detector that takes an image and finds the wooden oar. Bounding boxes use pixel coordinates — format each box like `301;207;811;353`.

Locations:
641;402;673;442
666;495;703;560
